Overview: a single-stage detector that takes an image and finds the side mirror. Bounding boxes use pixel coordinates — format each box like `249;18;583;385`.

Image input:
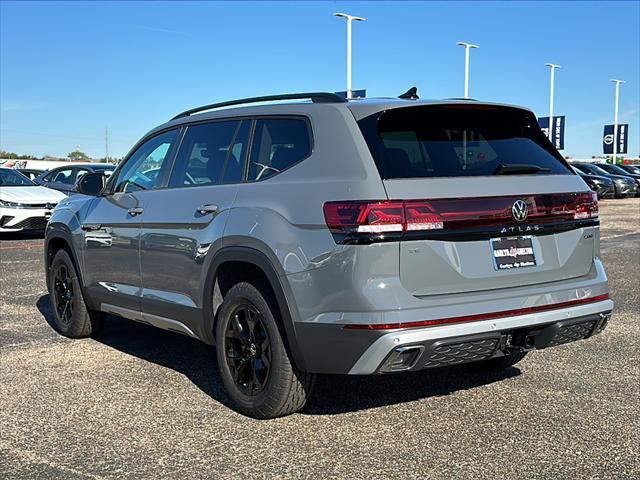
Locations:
76;172;107;196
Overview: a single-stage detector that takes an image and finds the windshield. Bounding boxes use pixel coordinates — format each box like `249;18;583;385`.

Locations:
607;164;634;175
581;164;611;176
0;169;36;186
358;105;571;179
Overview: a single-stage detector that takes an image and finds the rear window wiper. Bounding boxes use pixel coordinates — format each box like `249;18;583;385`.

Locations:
494;163;552;175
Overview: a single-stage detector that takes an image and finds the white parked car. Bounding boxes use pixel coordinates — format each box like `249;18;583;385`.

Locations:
0;167;67;232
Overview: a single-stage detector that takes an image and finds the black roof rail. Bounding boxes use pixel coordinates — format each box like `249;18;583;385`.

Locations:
171;92;347;120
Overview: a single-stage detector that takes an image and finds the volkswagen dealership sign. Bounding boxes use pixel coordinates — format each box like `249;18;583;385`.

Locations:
538;116;565;150
603;124;629;154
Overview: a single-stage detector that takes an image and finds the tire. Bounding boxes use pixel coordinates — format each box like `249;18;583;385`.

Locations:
49;249;105;338
215;281;315;419
465;351;528;373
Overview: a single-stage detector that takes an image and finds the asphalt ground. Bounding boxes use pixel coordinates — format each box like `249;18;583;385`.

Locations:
1;198;638;480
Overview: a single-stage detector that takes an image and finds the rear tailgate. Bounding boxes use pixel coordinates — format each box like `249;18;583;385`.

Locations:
357;103;598;297
384;176;596;296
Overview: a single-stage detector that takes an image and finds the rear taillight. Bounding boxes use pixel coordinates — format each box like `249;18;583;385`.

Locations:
323;193;599;244
322;201;405;234
323;200;446;239
404;201;444;231
574;191;598;220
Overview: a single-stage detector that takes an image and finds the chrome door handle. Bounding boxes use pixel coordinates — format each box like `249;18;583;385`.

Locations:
127;207;144;216
197;204;219;215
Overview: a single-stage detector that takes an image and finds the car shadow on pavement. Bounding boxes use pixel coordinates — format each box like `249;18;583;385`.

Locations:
36;295;228;403
37;294;521;415
302;367;520;415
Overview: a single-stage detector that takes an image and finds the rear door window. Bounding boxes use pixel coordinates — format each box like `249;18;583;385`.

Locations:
358;105;572;179
169;120;244;187
247;118;311;181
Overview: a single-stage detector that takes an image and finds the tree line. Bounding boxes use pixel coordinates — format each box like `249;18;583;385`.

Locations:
0;149;121;163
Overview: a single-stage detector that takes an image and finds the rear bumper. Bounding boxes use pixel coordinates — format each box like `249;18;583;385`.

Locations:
350;301;612;374
295;297;613;374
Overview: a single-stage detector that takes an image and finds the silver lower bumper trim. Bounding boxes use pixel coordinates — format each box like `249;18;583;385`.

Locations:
348;299;614;375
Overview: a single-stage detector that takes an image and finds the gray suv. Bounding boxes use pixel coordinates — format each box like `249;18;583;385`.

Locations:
45;92;613;418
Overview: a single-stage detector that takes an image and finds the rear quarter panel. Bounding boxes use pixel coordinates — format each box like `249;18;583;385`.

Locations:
224;104;387;275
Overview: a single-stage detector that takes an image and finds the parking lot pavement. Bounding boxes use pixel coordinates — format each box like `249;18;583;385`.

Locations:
1;199;638;480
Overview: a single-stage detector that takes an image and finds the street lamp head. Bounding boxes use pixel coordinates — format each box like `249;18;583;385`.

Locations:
610;79;626;84
333;12;366;21
545;63;562;69
457;42;478;49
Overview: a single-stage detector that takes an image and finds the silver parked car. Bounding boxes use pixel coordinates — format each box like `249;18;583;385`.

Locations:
45;92;613;418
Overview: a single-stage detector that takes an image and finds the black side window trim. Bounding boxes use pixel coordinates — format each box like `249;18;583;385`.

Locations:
219;120;247;185
103;114;314;194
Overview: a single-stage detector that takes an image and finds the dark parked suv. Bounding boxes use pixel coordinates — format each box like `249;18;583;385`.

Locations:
572;163;637;198
591;163;640;196
45;92;613;418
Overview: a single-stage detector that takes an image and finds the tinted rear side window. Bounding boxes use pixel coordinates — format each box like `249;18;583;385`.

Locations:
247;118;311;182
358;105;571;179
169;121;240;187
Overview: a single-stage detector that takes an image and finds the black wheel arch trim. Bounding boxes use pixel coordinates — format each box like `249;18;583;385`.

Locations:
44;225;96;309
203;245;308;372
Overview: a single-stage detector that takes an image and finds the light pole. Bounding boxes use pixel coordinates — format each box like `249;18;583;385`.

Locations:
334;12;366;99
456;42;478;98
544;63;561;141
610;79;625;163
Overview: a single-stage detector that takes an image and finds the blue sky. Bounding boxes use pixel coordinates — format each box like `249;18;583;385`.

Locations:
1;1;638;159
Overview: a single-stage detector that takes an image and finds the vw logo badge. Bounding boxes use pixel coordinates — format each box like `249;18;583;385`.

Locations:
45;203;53;210
512;200;528;222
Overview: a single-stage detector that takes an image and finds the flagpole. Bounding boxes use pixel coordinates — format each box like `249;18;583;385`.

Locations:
610;79;625;163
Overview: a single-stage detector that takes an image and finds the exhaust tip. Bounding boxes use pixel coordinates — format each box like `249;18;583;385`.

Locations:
380;345;424;372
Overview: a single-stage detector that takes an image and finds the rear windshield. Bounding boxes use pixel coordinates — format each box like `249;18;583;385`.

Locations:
358;105;571;178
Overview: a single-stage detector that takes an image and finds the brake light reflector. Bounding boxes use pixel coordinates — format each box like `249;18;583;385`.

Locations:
344;293;610;330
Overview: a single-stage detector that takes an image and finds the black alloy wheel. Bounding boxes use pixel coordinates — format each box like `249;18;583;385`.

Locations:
53;263;75;326
223;304;272;396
